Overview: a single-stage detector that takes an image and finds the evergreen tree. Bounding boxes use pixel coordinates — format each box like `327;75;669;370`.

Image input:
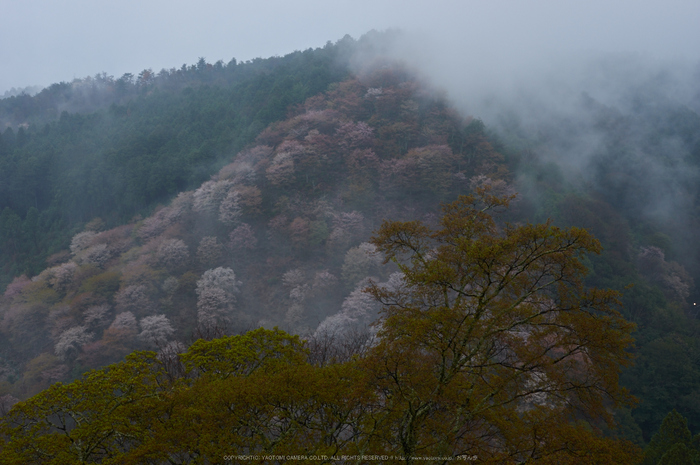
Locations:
644;410;700;465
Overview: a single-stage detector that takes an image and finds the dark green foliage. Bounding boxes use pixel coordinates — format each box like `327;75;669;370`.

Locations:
657;443;700;465
643;410;700;465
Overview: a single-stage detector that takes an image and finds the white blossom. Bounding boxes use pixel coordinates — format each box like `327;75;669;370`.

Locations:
139;314;175;346
192;179;233;214
55;326;94;360
265;152;295;186
111;311;137;330
219;189;242;225
75;243;111;267
70;231;97;255
312;270;338;291
115;284;151;314
196;267;239;331
139;192;192;240
48;261;79;292
282;268;305;288
83;304;111;329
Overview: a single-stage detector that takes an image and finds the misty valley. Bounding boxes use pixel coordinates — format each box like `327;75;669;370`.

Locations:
1;31;700;463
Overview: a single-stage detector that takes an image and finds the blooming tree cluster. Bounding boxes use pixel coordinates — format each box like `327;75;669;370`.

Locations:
138;314;175;347
70;231;97;256
55;326;94;361
218;189;242;225
192;179;233;214
196;267;239;335
156;239;190;270
115;284;151;316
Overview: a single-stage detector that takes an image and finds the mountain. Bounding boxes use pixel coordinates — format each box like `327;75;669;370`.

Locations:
1;31;700;454
0;54;504;391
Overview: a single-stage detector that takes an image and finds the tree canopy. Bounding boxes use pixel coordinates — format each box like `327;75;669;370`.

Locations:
363;188;639;462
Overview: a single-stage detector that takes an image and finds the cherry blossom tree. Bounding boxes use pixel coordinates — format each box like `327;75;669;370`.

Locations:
0;395;19;417
312;270;338;292
109;312;138;332
313;274;397;341
336;120;374;150
380;145;456;199
47;306;77;342
282;268;305;289
638;246;694;303
328;211;365;250
265;152;295;186
102;311;138;345
156;239;190;270
35;262;79;293
138;314;175;347
218;189;242;225
192;179;233;214
217;145;271;184
288;217;310;248
157;340;188;382
161;277;179;296
234;186;263;216
115;285;152;316
285;304;304;327
83;304;112;330
54;262;79;291
195;267;239;337
469;174;517;199
3;275;31;298
55;326;94;361
74;243;111;267
70;231;97;256
340;280;382;321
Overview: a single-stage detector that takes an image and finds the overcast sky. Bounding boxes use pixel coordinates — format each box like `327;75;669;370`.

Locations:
1;0;699;96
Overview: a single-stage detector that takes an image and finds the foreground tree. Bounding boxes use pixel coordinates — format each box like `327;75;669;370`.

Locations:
364;188;639;463
0;352;163;464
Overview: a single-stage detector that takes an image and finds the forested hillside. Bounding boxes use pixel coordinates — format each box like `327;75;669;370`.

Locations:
0;35;355;288
1;31;700;462
0;56;504;394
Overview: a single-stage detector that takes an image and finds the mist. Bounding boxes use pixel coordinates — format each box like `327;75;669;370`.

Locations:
3;1;700;272
339;24;700;287
3;1;698;95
